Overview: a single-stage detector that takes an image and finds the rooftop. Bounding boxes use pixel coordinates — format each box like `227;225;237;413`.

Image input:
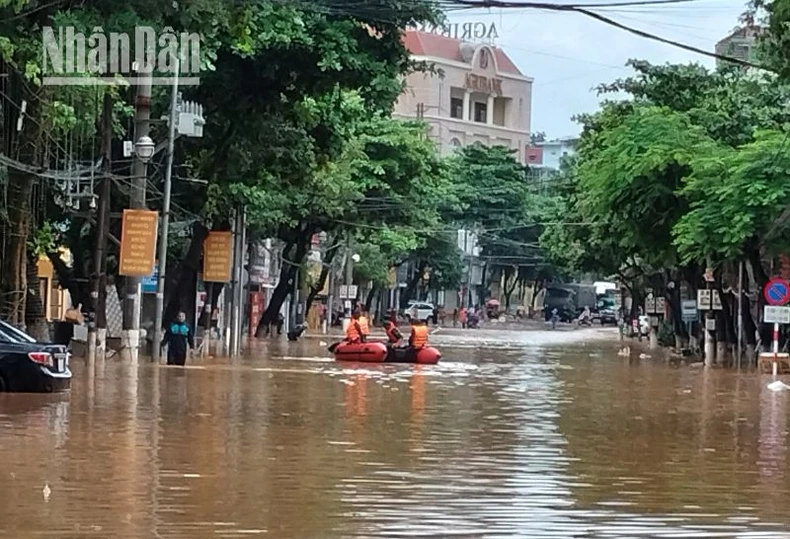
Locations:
402;30;523;76
715;25;763;49
536;136;579;146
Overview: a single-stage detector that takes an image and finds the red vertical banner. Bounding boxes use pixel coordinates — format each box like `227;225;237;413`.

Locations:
248;291;262;337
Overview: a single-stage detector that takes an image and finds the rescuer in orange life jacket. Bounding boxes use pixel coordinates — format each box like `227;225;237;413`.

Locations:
345;310;363;344
384;310;403;345
358;307;371;343
409;317;429;356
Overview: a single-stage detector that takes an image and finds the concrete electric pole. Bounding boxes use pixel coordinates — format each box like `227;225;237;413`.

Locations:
122;72;152;362
152;61;179;363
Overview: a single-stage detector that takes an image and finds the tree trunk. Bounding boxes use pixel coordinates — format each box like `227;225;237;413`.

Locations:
255;229;312;336
365;283;378;311
401;261;426;308
478;262;488;307
741;292;757;346
2;72;39;327
25;252;49;341
667;279;686;342
746;242;771;349
530;279;545;316
2;170;34;326
304;248;336;314
163;222;210;329
47;249;90;309
504;266;519;311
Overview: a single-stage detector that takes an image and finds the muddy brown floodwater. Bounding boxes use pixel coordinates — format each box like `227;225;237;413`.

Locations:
1;327;790;538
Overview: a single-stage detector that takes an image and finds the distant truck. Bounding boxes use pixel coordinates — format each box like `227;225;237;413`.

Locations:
543;283;597;322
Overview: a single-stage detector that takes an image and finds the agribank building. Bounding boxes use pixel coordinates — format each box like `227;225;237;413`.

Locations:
394;25;533;163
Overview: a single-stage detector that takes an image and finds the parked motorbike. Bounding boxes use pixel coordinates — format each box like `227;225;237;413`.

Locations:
467;313;480;329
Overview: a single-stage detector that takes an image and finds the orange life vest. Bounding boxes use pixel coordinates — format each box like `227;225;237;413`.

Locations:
385;321;402;343
346;320;361;342
359;316;370;336
411;324;428;349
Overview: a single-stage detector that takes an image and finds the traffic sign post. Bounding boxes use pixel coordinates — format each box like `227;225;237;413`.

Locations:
645;296;656;315
681;300;698;322
711;290;722;310
764;306;790;324
697;289;711;310
763;278;790;377
764;278;790;306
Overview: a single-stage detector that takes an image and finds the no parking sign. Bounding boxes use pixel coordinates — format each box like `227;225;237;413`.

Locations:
764;278;790;306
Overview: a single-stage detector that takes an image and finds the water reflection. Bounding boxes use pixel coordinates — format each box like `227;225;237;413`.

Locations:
0;333;789;537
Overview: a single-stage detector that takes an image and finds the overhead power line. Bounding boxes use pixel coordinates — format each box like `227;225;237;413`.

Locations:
442;0;707;7
434;0;765;70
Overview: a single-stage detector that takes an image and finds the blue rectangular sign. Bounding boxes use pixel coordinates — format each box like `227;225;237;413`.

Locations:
142;264;158;293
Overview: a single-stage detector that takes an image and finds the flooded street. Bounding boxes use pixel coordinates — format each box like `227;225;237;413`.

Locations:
2;327;790;537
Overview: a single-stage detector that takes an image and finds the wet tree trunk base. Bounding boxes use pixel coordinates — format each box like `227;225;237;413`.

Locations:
164;222;210;329
716;342;729;367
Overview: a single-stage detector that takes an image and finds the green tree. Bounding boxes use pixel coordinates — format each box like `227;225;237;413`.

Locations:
448;144;555;308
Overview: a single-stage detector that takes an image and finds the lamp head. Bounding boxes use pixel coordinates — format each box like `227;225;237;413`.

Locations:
135;135;155;163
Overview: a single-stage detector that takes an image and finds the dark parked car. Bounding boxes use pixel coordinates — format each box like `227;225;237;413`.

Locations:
0;320;71;393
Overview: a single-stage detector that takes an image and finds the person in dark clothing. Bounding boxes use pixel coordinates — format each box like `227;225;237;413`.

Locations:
161;311;194;366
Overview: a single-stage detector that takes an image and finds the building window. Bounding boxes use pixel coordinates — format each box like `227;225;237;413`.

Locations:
473;102;487;123
450;97;464;119
450;138;462;147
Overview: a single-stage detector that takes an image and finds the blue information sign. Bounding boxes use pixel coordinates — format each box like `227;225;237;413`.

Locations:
142;264;158;293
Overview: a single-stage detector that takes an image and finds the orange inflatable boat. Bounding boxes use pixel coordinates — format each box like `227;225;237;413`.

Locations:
330;341;441;364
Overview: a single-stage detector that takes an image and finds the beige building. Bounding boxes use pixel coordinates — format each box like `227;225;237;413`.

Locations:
395;30;533;163
715;26;762;70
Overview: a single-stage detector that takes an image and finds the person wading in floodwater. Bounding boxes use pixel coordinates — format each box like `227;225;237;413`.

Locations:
161;311;195;366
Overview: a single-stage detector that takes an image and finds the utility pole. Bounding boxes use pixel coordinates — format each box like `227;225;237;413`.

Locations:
88;94;113;362
236;208;246;354
326;265;334;335
737;260;744;369
123;71;151;362
345;232;354;305
96;94;112;359
704;263;715;367
464;230;472;308
152;61;179;363
229;206;245;356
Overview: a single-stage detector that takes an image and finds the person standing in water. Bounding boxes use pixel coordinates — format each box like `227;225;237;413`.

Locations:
161;311;194;366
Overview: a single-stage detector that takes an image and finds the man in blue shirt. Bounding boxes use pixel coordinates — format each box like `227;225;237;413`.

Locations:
161;311;194;366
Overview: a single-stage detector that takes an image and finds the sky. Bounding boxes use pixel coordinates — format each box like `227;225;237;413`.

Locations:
443;0;748;138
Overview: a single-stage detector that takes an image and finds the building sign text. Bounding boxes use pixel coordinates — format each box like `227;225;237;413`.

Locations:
412;22;499;41
465;73;503;95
